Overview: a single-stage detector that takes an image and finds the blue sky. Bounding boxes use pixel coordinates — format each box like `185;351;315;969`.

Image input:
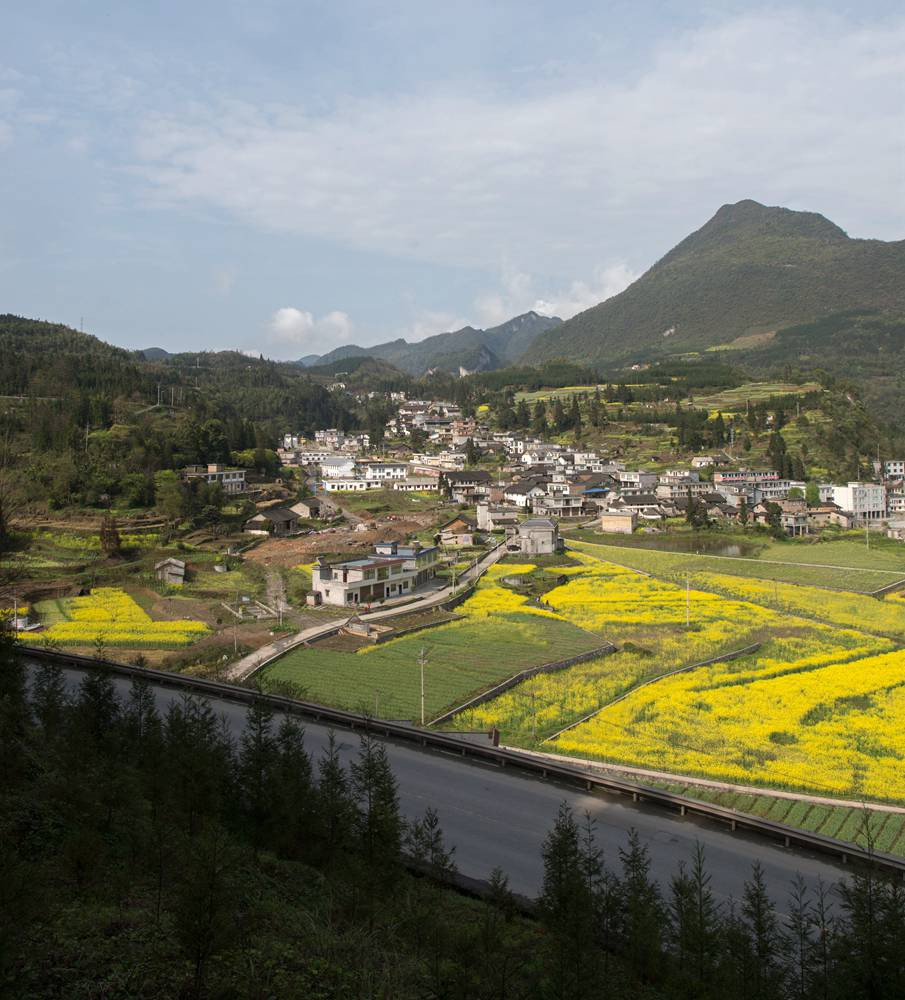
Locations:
2;1;903;359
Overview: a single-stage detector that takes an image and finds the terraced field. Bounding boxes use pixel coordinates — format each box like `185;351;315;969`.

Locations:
449;546;905;805
261;562;606;720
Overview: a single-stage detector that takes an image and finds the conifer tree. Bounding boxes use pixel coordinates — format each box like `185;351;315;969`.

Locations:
315;731;356;869
236;698;279;850
350;732;404;879
618;827;666;982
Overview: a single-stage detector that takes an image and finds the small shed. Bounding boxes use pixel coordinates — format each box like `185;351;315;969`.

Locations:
291;497;322;519
243;507;302;537
155;557;186;586
599;511;637;535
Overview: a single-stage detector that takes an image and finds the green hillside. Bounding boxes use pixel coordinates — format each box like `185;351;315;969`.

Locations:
525;200;905;366
309;311;561;374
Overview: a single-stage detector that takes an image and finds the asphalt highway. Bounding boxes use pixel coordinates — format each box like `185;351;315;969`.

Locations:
44;662;851;906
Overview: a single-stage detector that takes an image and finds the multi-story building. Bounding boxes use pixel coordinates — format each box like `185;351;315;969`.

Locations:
312;542;439;606
713;469;779;486
320;456;357;478
321;477;383;492
884;460;905;479
831;483;888;524
182;464;247;494
359;461;408;480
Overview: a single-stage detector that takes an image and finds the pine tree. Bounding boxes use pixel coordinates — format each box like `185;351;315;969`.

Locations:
407;806;456;878
785;874;814;1000
30;661;68;735
670;843;722;997
531;400;548;436
350;732;403;879
618;828;666;982
315;731;355;868
738;861;786;999
236;698;279;850
271;715;316;859
539;802;592;999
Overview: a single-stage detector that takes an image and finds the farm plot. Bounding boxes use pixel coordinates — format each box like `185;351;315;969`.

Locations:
557;644;905;801
450;550;889;742
38;588;210;649
470;546;905;803
261;563;604;720
566;537;902;594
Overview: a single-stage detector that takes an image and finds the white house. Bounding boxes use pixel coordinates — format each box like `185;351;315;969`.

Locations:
321;477;383;492
831;483;887;524
321;456;357;478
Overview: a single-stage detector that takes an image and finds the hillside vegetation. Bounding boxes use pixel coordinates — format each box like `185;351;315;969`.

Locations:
308;311;562;375
526;200;905;367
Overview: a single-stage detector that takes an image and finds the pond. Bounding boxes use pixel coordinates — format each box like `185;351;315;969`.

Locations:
598;534;763;559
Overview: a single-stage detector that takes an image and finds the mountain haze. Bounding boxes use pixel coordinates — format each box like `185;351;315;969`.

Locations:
303;311;562;374
525;200;905;365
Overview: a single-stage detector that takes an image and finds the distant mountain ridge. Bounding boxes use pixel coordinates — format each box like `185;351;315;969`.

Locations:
300;311;562;374
524;200;905;366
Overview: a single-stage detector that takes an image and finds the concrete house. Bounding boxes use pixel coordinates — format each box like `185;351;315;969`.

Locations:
182;464;247;495
290;497;323;519
513;518;562;555
312;542;439;606
437;515;478;547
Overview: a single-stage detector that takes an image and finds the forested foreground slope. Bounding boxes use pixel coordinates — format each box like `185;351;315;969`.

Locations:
2;634;905;999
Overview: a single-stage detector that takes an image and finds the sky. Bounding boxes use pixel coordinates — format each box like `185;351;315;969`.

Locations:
1;1;903;361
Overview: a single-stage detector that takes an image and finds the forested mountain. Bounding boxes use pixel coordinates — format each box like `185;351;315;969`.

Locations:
525;200;905;367
306;311;562;374
0;315;384;511
0;314;154;399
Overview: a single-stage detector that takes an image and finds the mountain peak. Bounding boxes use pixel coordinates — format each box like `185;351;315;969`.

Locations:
697;199;849;243
524;200;904;367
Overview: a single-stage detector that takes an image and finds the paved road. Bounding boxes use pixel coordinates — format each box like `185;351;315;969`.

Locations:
45;661;851;908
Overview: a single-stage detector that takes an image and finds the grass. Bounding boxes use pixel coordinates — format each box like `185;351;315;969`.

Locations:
331;489;452;517
563;535;903;593
261;612;603;721
684;381;822;411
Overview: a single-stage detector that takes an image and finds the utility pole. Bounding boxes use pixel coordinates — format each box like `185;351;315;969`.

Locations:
418;646;428;726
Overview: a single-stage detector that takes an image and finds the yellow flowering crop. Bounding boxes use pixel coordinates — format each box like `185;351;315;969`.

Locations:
43;588;209;649
559;646;905;801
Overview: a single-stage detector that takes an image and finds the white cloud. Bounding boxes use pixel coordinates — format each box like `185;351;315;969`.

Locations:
133;10;905;281
266;306;354;357
402;309;470;341
474;262;639;325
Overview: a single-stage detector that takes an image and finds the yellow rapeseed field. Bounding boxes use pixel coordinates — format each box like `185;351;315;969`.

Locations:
559;646;905;800
456;548;905;801
43;588;209;648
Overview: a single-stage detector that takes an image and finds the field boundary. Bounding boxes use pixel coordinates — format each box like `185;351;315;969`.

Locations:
509;745;905;814
21;644;905;880
429;642;617;726
570;537;905;586
543;642;762;743
870;577;905;597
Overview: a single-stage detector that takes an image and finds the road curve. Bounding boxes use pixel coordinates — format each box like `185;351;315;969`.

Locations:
41;659;852;908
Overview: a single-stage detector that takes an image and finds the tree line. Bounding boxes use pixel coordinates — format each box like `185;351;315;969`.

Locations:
2;634;904;998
